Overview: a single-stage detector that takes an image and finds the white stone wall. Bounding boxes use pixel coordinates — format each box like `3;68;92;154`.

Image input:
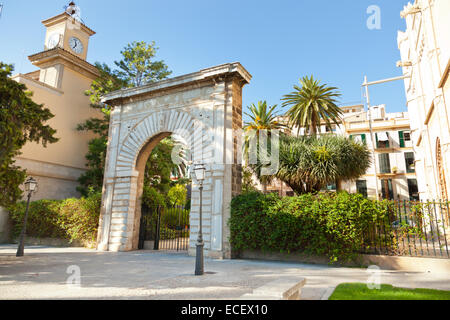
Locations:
398;0;450;200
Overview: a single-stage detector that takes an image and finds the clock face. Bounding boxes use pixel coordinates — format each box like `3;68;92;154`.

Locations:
47;33;61;49
69;37;84;54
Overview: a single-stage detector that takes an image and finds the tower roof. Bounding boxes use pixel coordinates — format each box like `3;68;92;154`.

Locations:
42;12;96;36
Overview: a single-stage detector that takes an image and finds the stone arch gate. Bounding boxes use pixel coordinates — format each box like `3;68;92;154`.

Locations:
96;63;251;259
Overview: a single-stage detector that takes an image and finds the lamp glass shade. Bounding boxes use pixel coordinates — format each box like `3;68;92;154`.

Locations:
25;177;38;192
193;164;206;182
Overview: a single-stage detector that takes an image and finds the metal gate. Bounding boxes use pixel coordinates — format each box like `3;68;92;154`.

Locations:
138;204;190;251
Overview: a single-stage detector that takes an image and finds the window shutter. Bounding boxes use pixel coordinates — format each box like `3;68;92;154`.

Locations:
361;134;367;144
349;135;354;140
399;131;405;148
375;133;379;148
379;153;391;174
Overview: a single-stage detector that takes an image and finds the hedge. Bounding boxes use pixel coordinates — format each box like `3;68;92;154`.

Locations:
229;192;393;263
9;192;102;247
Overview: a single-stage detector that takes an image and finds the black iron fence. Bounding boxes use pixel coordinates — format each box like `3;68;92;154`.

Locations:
138;204;190;251
361;200;450;259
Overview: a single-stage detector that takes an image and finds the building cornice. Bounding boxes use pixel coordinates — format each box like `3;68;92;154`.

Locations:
11;73;64;95
346;123;411;133
28;47;99;80
101;62;252;106
42;12;96;36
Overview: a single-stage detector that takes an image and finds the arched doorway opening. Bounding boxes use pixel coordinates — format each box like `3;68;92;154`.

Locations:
134;132;191;251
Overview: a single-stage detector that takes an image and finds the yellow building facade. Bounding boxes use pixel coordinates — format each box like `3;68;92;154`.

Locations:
11;11;100;200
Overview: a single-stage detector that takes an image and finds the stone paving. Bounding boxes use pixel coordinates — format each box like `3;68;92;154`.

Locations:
0;245;449;300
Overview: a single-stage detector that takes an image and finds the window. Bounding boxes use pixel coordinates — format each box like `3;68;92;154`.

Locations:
376;132;390;148
407;179;419;201
404;152;415;173
381;179;394;200
356;180;368;198
404;131;411;141
379;153;391;174
327;183;337;191
399;131;411;148
350;134;367;144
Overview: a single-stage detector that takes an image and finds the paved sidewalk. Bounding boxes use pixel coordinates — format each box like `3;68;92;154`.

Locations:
0;245;449;300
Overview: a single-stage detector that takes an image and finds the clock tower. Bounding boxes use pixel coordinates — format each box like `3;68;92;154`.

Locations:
28;6;98;89
11;4;102;201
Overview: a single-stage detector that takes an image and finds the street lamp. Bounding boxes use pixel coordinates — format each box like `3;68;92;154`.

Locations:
16;177;38;257
193;163;206;276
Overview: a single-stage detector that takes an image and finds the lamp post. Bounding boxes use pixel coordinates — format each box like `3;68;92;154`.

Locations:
193;163;206;276
16;177;38;257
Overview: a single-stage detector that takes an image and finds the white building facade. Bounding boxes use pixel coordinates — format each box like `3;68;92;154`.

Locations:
340;105;418;201
397;0;450;201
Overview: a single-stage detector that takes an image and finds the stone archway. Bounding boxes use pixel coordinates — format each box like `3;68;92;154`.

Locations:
96;63;251;259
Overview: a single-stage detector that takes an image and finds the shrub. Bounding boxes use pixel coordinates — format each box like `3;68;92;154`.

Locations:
142;185;167;208
9;192;102;247
160;227;177;240
160;207;190;228
9;200;63;239
59;192;102;244
229;191;393;263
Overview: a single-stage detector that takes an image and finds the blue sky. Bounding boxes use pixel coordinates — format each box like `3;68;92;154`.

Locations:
0;0;410;119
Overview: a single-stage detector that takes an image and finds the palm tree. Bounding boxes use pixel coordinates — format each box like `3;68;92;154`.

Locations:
243;101;285;193
244;101;285;132
282;75;343;136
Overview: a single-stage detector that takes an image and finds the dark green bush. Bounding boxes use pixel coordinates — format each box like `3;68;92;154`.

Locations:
161;207;190;228
160;227;177;240
9;200;63;239
9;192;102;247
229;192;393;263
142;185;167;208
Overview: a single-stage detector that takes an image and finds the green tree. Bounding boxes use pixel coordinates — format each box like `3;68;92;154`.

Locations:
167;184;187;206
244;101;284;133
243;101;285;192
273;134;371;194
0;63;58;206
282;76;343;136
77;42;172;196
115;41;172;87
145;137;180;195
76;63;129;196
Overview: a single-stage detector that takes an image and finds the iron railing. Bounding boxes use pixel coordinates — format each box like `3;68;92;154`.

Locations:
361;200;450;259
138;204;190;252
